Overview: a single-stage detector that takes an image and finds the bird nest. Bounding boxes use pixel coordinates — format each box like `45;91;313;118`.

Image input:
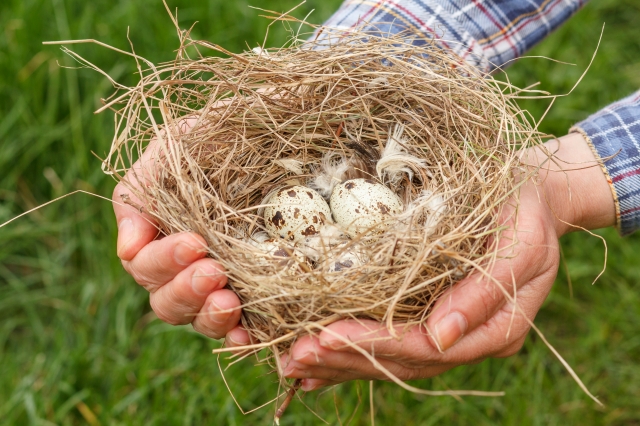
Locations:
97;25;540;358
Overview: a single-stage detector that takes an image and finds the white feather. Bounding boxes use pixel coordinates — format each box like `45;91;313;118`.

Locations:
249;231;271;245
376;124;429;185
422;191;446;236
396;190;447;237
252;47;283;62
274;158;304;175
252;47;270;57
309;153;351;199
368;77;389;88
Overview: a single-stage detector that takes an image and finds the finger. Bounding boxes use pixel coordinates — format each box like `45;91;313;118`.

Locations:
287;362;452;385
113;181;160;261
281;337;377;382
283;350;450;383
113;118;198;261
492;335;528;358
426;190;558;352
426;269;557;364
122;232;209;292
191;289;243;339
300;379;342;392
286;364;366;382
316;319;441;365
224;326;252;348
284;334;451;382
148;258;226;325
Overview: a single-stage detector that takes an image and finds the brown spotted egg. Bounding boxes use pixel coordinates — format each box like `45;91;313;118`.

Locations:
327;244;369;273
264;186;332;242
248;232;310;275
330;178;403;238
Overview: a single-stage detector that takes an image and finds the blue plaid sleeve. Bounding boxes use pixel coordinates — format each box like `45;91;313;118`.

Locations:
318;0;588;72
571;92;640;235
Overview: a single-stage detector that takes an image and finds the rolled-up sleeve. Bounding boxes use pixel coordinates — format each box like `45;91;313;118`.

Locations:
571;92;640;235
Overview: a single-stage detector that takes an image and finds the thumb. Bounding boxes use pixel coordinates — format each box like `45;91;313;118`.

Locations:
426;214;552;352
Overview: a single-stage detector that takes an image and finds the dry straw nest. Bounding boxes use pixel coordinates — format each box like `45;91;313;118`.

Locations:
98;24;540;359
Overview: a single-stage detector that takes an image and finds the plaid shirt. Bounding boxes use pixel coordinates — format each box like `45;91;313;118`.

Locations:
322;0;640;234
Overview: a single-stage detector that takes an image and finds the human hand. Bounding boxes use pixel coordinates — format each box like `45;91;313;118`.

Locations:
280;133;616;391
112;120;249;344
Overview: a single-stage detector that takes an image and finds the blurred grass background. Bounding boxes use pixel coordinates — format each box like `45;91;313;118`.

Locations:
1;0;639;424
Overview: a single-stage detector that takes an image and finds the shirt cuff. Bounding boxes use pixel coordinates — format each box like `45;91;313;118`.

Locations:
570;90;640;235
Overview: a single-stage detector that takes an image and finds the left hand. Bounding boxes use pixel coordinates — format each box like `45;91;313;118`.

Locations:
280;133;616;391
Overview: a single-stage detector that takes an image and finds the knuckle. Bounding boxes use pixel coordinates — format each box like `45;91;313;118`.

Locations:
363;360;421;381
128;266;156;289
120;259;132;274
121;260;154;289
325;368;351;381
150;296;187;325
339;355;366;374
476;283;501;319
166;281;202;313
494;339;526;358
192;318;225;339
402;357;432;369
392;365;420;381
395;337;434;367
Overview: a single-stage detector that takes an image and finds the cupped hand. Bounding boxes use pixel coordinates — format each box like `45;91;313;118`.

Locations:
112;120;249;344
280;133;616;391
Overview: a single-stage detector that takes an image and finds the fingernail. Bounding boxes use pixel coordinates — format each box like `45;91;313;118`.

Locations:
208;299;231;324
174;241;199;265
319;335;339;349
282;363;296;376
433;312;468;352
227;334;245;347
292;349;312;362
301;379;321;392
191;268;218;295
117;218;135;258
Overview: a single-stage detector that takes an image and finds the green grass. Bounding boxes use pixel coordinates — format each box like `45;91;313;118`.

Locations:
1;0;639;424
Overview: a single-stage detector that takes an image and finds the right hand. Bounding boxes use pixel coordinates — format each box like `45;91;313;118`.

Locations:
112;123;250;345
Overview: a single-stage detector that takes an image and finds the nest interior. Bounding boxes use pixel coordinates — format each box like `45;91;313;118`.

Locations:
102;28;540;352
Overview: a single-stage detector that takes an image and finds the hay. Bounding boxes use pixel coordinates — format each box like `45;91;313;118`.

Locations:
96;23;541;364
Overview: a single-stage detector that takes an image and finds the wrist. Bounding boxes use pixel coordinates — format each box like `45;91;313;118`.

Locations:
519;133;616;237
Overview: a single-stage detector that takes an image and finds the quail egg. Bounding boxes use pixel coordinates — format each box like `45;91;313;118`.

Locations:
264;186;333;242
248;233;309;275
297;223;347;262
327;243;369;273
330;178;403;238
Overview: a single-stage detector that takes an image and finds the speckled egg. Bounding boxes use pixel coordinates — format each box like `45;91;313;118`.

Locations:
297;223;347;262
330;178;403;238
327;244;369;273
264;186;332;242
248;233;310;275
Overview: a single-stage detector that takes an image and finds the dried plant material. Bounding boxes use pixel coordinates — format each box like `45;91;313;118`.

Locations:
377;124;429;186
397;190;447;237
274;158;305;176
86;19;544;385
